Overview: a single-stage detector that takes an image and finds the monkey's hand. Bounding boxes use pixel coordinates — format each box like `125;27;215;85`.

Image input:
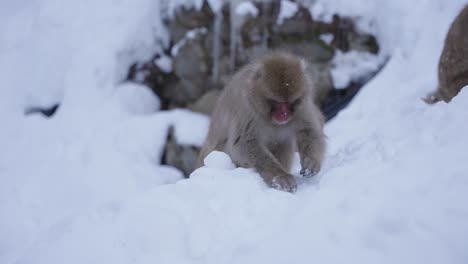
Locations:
268;174;297;193
300;156;321;177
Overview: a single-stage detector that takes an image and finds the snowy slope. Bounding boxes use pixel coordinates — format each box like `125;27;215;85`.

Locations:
1;0;468;264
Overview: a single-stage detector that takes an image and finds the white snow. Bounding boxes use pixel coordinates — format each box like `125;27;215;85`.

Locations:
319;33;334;44
331;50;386;89
168;109;210;146
1;0;468;264
207;0;223;13
171;27;208;56
154;54;173;73
114;82;161;115
235;2;259;17
277;0;299;24
203;151;236;170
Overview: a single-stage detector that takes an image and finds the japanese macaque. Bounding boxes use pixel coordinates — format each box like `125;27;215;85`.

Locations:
423;5;468;104
197;52;326;192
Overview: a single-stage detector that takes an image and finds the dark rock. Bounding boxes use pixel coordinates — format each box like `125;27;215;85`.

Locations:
272;39;335;63
165;0;214;43
330;14;354;52
162;126;200;177
127;54;178;110
165;78;214;108
127;0;383;116
172;30;211;79
321;56;388;120
275;4;314;37
240;13;267;49
308;63;334;105
188;89;222;115
349;33;379;54
169;28;215;107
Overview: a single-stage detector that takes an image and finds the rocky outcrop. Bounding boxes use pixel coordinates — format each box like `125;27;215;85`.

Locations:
129;0;380;113
126;0;385;176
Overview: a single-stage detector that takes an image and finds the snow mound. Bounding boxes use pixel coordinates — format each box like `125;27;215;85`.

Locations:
207;0;223;13
277;0;299;24
331;50;386;89
171;28;208;56
236;2;259;17
168;109;210;146
203;151;236;170
153;54;173;73
114;82;161;115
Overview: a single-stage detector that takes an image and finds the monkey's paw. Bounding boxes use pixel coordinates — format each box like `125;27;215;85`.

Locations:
300;157;321;177
270;174;297;193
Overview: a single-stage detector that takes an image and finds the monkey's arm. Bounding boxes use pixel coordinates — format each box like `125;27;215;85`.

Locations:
296;114;326;177
234;138;297;192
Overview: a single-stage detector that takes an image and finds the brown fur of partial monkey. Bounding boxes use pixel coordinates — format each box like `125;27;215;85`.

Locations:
423;5;468;104
197;52;326;192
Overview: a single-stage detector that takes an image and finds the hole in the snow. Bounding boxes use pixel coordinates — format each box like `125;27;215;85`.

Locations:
24;104;60;118
321;57;389;121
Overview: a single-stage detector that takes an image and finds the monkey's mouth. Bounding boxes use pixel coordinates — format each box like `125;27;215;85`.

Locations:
272;102;291;125
273;116;290;125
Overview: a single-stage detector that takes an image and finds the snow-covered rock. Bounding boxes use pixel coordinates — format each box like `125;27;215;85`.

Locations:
235;2;259;17
277;0;299;24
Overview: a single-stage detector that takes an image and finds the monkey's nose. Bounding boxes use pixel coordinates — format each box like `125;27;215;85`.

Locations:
276;102;289;112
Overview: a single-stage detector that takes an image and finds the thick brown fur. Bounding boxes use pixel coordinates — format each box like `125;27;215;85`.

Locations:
423;5;468;104
197;52;326;192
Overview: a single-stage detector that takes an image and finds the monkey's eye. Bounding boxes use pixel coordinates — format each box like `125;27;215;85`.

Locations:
266;98;276;107
265;99;276;113
291;98;302;111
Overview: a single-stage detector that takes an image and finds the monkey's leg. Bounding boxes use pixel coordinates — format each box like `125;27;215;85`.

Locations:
296;127;326;177
233;138;297;192
422;90;443;104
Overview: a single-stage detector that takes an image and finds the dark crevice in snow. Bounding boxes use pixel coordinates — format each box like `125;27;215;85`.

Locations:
322;56;389;121
161;125;199;177
24;104;60;118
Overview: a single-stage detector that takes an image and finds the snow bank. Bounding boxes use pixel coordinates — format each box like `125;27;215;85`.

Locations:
1;0;468;264
154;55;173;73
235;2;259;17
171;28;208;56
277;0;299;24
331;50;385;89
203;151;236;170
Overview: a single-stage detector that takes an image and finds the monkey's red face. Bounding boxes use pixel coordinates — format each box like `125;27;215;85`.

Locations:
268;99;301;125
251;55;307;126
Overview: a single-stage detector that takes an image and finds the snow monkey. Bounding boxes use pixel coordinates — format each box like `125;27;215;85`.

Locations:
197;52;326;192
423;4;468;104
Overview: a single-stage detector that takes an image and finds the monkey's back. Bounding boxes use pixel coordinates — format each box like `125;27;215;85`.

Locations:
437;5;468;101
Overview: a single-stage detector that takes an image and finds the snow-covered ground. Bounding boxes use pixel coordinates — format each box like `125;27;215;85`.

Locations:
1;0;467;263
